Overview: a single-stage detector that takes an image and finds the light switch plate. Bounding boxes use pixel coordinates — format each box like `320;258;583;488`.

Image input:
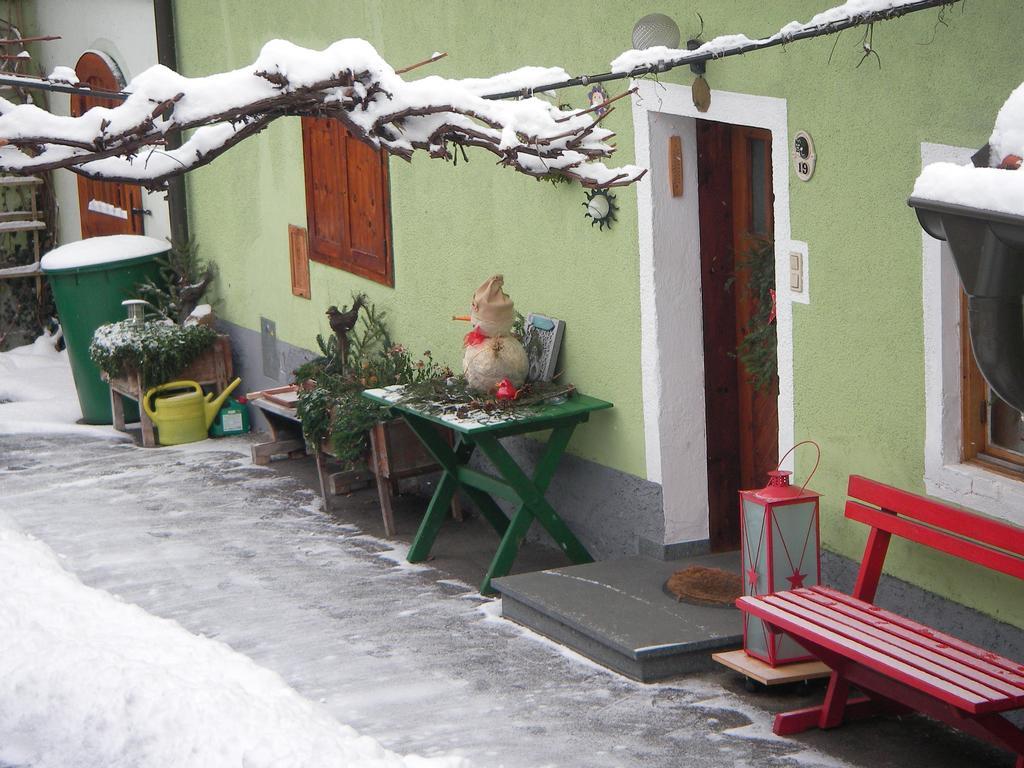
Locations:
788;241;810;304
789;251;803;293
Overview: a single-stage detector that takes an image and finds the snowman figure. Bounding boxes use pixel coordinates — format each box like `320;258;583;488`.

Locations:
462;275;528;395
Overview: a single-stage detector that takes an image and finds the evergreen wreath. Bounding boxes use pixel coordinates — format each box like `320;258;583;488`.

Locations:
735;237;778;391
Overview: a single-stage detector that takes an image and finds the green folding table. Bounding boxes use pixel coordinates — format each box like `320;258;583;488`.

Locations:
362;387;613;594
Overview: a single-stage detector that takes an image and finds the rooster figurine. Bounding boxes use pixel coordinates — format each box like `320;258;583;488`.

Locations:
461;275;528;394
325;293;367;373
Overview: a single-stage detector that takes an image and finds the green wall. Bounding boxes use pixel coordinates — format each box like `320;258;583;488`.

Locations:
174;2;1024;624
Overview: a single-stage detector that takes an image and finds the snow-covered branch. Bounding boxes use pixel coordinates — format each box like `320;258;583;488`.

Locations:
0;39;645;189
609;0;958;76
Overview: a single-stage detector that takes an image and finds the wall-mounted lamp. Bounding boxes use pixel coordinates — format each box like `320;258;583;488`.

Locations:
583;189;618;231
631;13;681;50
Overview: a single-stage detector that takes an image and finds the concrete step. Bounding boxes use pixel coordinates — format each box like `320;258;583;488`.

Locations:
492;552;744;682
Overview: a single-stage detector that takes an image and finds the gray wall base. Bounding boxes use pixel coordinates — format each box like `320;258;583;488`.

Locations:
822;549;1024;663
469;436;664;560
639;537;711;560
218;319;317;432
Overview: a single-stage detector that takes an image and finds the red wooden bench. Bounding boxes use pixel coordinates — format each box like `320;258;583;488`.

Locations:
737;475;1024;767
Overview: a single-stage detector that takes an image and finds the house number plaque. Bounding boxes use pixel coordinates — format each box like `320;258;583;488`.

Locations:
793;130;816;181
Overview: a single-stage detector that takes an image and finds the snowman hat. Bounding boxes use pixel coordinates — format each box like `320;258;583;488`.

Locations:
470;274;515;330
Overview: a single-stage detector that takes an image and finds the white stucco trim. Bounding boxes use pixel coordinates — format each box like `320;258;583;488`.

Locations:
921;142;1024;525
632;80;795;544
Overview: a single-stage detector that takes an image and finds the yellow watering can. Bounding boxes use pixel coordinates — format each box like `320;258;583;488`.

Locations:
143;377;242;446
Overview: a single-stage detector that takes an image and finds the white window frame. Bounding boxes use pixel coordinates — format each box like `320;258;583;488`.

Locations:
921;142;1024;524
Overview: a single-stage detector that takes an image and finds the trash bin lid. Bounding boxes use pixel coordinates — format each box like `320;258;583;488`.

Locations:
41;234;170;274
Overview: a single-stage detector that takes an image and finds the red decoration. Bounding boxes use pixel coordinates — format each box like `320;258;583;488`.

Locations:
746;567;760;589
999;154;1023;170
785;570;806;589
495;378;519;401
768;288;777;324
463;326;488;347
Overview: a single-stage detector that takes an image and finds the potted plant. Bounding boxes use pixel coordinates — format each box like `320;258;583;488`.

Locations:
294;298;450;452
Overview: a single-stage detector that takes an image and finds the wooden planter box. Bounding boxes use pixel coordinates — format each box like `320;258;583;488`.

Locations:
316;417;462;536
106;335;234;447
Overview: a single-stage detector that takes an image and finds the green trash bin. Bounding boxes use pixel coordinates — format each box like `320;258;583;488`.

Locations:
42;235;170;425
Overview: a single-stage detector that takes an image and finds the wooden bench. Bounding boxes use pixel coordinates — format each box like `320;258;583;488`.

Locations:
738;475;1024;767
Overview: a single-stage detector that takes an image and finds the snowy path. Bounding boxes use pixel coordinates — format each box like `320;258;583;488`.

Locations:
0;432;838;768
0;428;1007;768
0;340;1004;768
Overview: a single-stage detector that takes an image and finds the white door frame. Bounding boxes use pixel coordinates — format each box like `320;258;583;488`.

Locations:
631;79;796;545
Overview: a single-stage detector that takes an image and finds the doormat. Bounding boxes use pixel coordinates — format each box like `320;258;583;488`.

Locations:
665;566;743;607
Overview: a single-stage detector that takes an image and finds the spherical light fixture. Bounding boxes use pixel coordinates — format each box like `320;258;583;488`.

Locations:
631;13;681;50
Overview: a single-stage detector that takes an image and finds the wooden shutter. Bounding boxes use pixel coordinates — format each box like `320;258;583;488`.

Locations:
301;117;393;286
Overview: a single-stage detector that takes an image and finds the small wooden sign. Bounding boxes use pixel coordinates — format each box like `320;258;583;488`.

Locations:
669;135;684;197
288;224;311;299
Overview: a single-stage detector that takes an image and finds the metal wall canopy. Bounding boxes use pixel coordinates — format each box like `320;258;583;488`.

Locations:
910;196;1024;412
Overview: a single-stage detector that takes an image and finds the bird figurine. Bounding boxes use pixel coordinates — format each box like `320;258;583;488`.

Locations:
175;266;214;323
326;293;367;373
462;275;528;394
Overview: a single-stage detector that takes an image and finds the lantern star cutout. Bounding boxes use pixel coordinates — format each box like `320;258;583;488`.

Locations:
746;567;760;591
786;570;807;590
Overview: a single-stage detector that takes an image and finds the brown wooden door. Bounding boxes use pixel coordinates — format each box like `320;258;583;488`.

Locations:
697;121;779;551
71;52;144;238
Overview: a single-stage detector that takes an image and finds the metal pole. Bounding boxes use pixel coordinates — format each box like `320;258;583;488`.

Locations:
481;0;959;100
153;0;189;245
0;73;127;100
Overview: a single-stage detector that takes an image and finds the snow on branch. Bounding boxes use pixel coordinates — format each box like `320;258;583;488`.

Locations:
610;0;959;75
0;39;646;189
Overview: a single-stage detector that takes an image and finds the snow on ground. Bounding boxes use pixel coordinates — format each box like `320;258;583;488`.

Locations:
0;338;469;768
0;516;468;768
0;331;121;439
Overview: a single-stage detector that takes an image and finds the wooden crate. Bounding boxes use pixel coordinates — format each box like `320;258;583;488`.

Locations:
107;335;234;447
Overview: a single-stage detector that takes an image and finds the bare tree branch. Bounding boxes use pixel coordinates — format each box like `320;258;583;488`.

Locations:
0;40;644;190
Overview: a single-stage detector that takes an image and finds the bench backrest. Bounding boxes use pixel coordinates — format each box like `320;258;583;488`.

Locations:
845;475;1024;602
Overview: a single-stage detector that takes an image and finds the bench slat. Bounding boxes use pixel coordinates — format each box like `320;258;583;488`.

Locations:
802;588;1024;688
812;587;1024;679
776;590;1024;700
848;475;1024;569
760;593;1011;706
739;594;995;713
846;501;1024;581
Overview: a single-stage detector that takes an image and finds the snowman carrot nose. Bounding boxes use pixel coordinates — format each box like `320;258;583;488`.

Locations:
451;315;471;322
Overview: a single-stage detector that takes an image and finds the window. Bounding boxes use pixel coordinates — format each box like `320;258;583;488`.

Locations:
923;142;1024;522
301;116;393;286
961;292;1024;476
